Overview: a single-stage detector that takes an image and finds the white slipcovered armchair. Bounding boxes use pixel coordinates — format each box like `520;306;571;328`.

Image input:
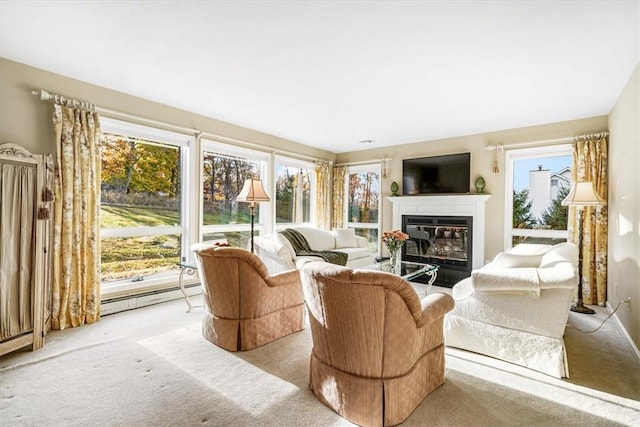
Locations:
445;242;579;378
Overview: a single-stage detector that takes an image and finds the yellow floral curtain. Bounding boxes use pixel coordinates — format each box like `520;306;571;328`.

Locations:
51;104;101;329
332;165;346;229
569;132;608;306
315;161;331;230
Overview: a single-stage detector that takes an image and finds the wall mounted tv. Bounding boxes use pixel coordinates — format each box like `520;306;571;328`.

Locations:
402;152;471;195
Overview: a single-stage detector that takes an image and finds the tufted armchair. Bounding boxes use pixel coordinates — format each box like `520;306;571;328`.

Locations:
192;244;305;351
300;261;455;427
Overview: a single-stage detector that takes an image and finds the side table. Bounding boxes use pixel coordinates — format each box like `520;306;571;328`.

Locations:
177;262;197;312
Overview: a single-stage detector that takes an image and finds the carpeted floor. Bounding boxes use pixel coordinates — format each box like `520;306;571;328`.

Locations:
1;293;639;426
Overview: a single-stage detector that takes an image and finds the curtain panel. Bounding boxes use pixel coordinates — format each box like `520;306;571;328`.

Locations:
51;105;101;329
0;163;37;340
569;134;608;306
314;161;331;230
331;165;346;229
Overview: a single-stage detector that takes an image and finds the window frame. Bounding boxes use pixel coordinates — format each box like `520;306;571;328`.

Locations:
503;144;573;249
344;163;382;254
99;117;194;294
273;155;316;230
199;138;271;245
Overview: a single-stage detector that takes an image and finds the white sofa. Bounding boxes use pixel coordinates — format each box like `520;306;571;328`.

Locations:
254;227;374;274
444;242;579;378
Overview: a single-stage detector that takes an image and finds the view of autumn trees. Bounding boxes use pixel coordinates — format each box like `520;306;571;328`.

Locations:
275;166;311;223
101;134;181;206
348;171;379;223
202;151;257;224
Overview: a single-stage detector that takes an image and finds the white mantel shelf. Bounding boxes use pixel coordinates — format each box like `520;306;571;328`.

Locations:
387;194;491;270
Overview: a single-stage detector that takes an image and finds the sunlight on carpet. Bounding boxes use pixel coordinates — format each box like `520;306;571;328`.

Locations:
445;347;640;424
139;326;301;416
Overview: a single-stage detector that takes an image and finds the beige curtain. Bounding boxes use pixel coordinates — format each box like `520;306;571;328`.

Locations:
51;104;101;329
332;165;346;229
569;132;608;306
0;163;37;339
315;161;331;230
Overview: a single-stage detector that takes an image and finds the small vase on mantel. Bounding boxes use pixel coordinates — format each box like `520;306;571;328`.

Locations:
475;176;486;193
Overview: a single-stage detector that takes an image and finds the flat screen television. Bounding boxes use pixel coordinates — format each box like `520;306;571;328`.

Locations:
402;152;470;195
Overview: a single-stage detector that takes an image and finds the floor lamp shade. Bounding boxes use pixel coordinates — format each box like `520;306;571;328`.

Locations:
561;181;606;314
237;178;270;253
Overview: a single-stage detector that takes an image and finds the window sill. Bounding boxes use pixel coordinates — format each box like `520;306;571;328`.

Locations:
100;272;200;301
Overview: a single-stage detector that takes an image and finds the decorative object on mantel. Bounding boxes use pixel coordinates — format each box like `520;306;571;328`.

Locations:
390;181;399;196
474;176;486;193
561;181;606;314
382;230;409;274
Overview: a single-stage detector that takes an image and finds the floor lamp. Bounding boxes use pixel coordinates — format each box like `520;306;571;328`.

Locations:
562;181;606;314
237;177;270;253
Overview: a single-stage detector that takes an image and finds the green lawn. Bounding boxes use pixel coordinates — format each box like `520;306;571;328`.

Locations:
100;204;252;281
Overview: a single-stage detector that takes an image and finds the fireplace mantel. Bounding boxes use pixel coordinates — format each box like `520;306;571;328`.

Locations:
388;194;490;270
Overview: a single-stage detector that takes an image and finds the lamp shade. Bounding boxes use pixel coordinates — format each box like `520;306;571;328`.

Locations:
237;178;270;204
561;181;606;207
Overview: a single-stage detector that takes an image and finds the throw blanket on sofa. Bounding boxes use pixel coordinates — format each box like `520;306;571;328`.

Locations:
279;228;348;266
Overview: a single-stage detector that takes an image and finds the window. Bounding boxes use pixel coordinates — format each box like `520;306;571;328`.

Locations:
201;140;270;248
345;164;381;253
504;144;573;248
274;156;315;228
100;118;193;288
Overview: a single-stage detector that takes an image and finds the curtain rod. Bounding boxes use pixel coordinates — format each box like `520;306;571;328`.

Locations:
486;131;609;151
32;89;330;163
334;158;391;167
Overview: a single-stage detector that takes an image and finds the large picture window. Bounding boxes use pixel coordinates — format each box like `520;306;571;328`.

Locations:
274;156;315;228
201;140;270;248
345;164;381;253
100;118;192;287
505;144;573;248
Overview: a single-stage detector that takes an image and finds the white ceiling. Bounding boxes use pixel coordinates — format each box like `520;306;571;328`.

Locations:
1;1;638;153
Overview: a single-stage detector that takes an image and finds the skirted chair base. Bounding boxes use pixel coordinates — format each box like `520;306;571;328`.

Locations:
309;344;446;427
192;244;306;352
202;303;305;351
300;261;454;427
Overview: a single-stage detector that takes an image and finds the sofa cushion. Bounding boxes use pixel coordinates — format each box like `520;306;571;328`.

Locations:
492;252;543;268
509;243;552;255
335;246;371;261
295;227;336;251
539;242;579;268
275;232;295;256
334;228;357;249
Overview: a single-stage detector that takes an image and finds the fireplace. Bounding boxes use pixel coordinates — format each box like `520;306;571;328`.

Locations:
388;194;490;288
402;215;472;287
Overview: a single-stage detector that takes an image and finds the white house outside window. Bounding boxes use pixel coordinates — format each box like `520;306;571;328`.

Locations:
504;144;573;249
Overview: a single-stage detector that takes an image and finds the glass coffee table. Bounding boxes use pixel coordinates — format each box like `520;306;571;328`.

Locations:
362;261;439;294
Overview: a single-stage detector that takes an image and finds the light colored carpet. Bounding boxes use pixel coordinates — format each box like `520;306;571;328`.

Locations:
1;295;639;427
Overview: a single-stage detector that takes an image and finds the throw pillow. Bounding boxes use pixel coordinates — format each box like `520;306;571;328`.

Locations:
334;228;357;249
539;242;578;268
492;252;543;268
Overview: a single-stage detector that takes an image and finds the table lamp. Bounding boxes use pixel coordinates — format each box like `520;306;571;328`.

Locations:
237;177;270;253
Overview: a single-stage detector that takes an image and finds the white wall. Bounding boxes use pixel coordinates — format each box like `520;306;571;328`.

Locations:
608;63;640;349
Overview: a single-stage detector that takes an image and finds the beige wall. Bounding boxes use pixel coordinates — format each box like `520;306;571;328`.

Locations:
608;63;640;349
0;58;335;162
336;116;608;260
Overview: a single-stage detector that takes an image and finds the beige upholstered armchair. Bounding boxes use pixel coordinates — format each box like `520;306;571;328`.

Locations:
192;244;305;351
300;261;455;427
